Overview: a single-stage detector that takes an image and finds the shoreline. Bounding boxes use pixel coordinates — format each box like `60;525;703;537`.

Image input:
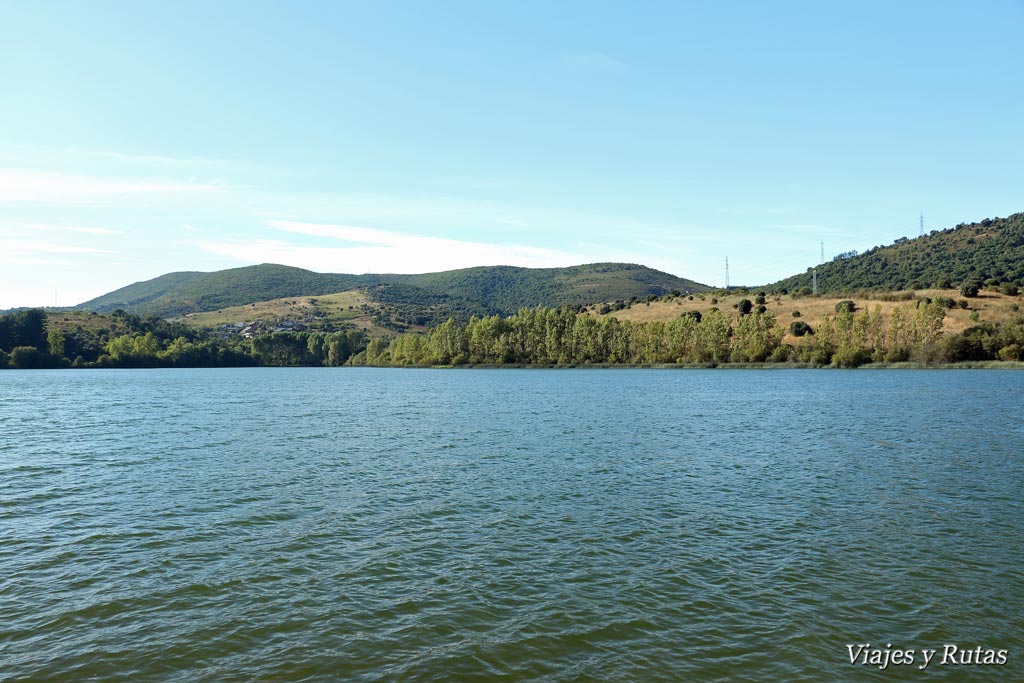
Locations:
402;360;1024;370
8;360;1024;371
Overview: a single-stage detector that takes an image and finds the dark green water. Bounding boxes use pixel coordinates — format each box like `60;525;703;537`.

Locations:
1;368;1021;682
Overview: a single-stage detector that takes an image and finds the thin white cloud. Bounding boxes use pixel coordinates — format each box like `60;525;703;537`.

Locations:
0;222;118;271
64;226;124;235
198;219;589;274
0;144;235;170
271;220;415;246
0;168;223;203
0;239;110;254
100;151;224;166
269;219;588;268
0;220;123;236
717;207;791;216
191;220;706;283
0;239;111;265
251;191;689;242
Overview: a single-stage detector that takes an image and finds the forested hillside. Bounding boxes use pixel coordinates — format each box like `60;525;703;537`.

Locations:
78;262;708;321
80;264;366;316
75;270;207;311
401;263;705;312
768;213;1024;293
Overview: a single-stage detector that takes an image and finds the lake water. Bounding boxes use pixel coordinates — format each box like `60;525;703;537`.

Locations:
1;368;1022;682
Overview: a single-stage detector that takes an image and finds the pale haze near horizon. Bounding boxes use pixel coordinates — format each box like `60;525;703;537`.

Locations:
1;1;1022;309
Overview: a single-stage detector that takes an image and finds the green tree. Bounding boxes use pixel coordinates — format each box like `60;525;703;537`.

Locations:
132;332;161;357
912;299;947;359
47;328;66;358
10;346;44;369
732;312;782;362
161;337;201;366
0;317;12;353
886;306;912;360
0;309;47;352
105;334;136;359
429;318;466;364
307;333;326;362
569;314;597;363
695;308;731;363
326;339;348;366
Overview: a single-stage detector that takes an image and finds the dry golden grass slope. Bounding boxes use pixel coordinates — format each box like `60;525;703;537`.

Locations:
174;290;410;337
45;310;124;333
588;289;1022;342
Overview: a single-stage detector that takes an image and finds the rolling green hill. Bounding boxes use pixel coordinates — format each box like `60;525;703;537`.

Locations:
80;270;206;311
78;262;709;321
403;263;702;312
767;213;1024;293
80;264;367;316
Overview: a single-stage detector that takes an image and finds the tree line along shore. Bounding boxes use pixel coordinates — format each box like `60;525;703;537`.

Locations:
3;283;1024;370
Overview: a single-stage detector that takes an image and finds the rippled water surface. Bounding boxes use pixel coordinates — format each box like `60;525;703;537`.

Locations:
2;368;1022;682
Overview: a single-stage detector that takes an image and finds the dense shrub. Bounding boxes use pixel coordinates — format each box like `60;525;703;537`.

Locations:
832;347;873;368
835;300;856;313
789;321;814;337
9;346;45;369
960;282;980;298
943;330;992;362
737;299;753;315
998;344;1023;361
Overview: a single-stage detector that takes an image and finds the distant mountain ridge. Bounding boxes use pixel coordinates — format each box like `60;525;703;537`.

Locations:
767;212;1024;293
78;262;709;319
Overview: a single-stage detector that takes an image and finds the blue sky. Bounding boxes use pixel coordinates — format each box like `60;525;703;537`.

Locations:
1;1;1022;309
